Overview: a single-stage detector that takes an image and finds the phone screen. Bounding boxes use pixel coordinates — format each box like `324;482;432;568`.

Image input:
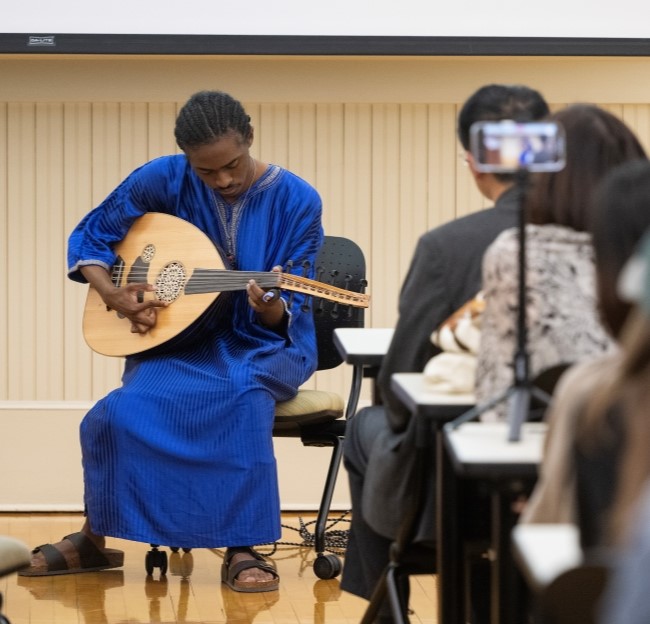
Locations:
469;120;566;173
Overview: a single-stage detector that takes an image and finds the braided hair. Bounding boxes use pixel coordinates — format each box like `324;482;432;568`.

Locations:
174;90;253;150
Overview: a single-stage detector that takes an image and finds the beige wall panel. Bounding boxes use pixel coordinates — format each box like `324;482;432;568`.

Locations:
7;103;37;399
398;104;429;279
34;103;66;399
370;103;401;329
147;102;180;157
3;56;650;104
287;102;317;183
621;104;650;154
315;103;345;234
0;403;87;510
257;103;290;171
428;104;462;226
118;102;150;179
341;104;373;253
0;103;7;399
63;103;94;400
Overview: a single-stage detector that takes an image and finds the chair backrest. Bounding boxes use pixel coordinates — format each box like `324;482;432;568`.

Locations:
308;235;367;371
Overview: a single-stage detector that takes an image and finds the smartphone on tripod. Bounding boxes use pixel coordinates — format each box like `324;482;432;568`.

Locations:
470;120;566;173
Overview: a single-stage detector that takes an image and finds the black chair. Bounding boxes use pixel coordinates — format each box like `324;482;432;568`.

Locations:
145;235;368;579
0;536;30;624
272;234;367;579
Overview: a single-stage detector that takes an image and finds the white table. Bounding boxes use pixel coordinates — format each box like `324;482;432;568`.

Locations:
391;372;475;416
444;421;546;479
441;421;547;624
333;327;394;406
333;327;394;367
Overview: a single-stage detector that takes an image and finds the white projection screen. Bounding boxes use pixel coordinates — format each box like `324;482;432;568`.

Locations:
2;0;650;55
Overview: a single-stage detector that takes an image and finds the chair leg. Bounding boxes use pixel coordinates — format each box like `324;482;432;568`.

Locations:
312;435;345;580
360;567;389;624
302;433;343;580
313;435;344;555
361;561;410;624
386;565;410;624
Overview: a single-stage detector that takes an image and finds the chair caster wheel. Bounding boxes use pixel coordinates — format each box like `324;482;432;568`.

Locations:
313;553;342;579
145;546;168;575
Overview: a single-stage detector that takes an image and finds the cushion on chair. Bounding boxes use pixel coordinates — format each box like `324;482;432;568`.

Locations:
273;389;344;433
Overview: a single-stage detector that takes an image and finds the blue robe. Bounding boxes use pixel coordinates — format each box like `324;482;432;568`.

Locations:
68;155;323;548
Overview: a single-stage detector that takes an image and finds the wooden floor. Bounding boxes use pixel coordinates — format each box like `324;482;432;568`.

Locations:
0;512;438;624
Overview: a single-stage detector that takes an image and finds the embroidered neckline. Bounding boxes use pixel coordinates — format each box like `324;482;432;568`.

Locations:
211;165;281;268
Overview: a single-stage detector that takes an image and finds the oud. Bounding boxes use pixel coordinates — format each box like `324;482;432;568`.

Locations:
82;213;369;357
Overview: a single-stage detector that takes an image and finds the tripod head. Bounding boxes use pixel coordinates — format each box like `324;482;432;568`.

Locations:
470;120;565;174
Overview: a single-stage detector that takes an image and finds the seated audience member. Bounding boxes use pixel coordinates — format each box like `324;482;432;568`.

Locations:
599;480;650;623
522;161;650;554
592;236;650;624
340;83;550;621
475;104;647;421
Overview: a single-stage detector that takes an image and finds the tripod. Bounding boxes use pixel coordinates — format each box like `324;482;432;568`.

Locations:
447;169;551;442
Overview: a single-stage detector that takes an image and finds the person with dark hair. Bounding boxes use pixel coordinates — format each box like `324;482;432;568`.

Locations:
594;236;650;622
339;83;550;621
521;159;650;551
476;104;647;421
19;90;324;592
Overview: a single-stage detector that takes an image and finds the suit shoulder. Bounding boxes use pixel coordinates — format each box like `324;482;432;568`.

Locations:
420;206;508;242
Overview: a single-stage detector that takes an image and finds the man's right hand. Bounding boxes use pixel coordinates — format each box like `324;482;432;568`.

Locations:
101;282;168;334
80;265;167;334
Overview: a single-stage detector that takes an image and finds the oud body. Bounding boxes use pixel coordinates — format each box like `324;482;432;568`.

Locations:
82;213;369;357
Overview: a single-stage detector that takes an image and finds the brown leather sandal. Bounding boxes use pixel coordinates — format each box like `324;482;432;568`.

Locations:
221;547;279;593
18;532;124;577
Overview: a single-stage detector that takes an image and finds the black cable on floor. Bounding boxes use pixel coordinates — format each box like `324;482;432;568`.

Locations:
256;511;350;556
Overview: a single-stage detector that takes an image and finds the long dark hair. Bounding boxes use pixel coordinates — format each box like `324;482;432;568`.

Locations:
591;160;650;338
525;104;647;232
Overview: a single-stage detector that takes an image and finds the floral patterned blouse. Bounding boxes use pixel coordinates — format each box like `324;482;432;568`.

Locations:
476;224;617;421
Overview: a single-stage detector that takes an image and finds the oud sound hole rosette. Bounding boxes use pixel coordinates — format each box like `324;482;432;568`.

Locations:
154;262;186;303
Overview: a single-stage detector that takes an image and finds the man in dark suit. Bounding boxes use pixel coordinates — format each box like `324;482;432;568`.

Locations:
340;84;550;622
